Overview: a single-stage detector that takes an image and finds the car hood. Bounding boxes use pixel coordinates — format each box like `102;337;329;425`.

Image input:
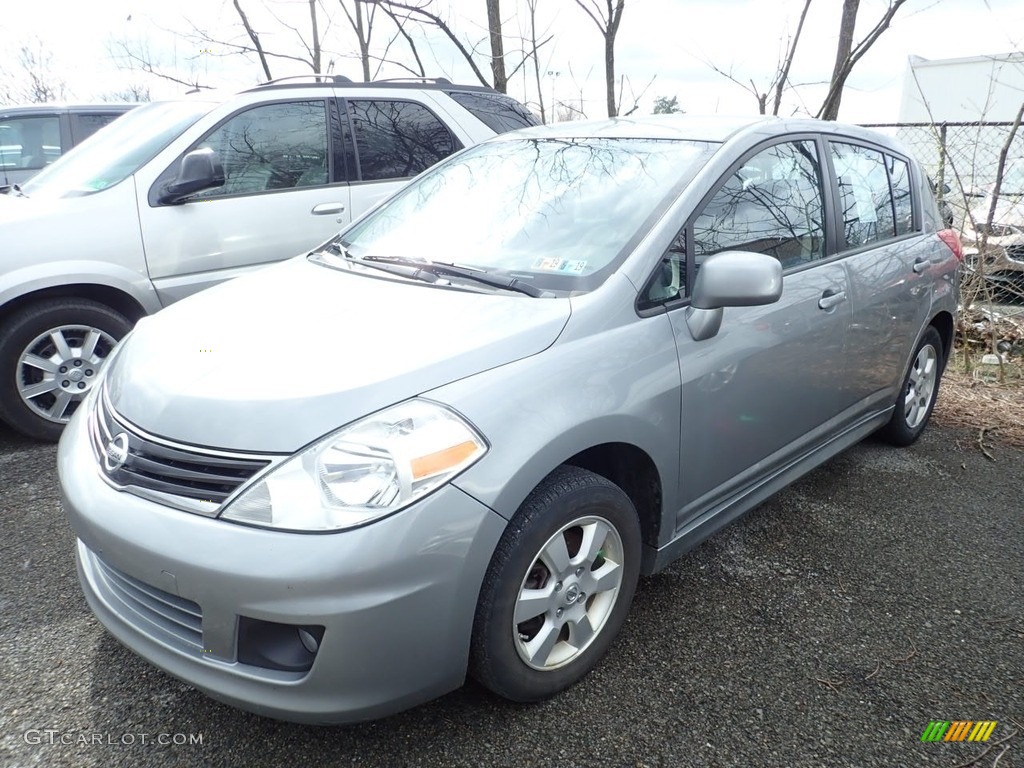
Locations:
970;195;1024;230
105;257;571;453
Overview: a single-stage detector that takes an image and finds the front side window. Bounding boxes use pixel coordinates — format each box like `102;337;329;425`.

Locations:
348;100;460;181
0;115;61;171
831;142;896;248
692;140;825;273
198;101;329;198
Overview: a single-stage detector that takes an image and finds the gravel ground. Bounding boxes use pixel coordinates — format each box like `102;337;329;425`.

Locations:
0;420;1020;768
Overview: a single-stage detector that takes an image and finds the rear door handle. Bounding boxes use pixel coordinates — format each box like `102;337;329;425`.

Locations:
818;289;847;311
913;257;930;274
311;203;346;215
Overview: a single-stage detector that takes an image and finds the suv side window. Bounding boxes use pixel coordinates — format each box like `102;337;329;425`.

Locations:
0;115;62;171
69;113;123;145
444;90;541;133
348;100;461;181
831;141;902;248
198;101;329;198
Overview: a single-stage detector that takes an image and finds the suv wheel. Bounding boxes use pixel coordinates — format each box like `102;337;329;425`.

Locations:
0;299;131;441
470;466;641;702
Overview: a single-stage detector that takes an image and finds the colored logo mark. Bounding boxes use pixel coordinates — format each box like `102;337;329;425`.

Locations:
921;721;997;742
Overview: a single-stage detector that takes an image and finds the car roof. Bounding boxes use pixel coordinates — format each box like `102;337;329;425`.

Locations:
0;103;138;117
494;114;912;156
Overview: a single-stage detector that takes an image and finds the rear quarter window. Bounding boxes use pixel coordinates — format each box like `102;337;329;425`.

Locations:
445;91;541;134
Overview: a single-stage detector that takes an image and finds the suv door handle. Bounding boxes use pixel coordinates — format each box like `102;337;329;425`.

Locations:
818;289;847;311
913;257;930;274
311;203;346;215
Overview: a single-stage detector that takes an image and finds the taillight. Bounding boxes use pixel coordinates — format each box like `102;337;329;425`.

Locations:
938;229;963;262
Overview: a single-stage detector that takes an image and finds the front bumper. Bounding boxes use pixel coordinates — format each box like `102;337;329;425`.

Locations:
58;408;507;724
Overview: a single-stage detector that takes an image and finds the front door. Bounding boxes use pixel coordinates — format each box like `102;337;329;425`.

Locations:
662;138;861;531
137;99;351;305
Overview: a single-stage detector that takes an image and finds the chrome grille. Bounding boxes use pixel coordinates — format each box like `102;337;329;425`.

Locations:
1007;243;1024;263
92;553;203;651
89;388;272;513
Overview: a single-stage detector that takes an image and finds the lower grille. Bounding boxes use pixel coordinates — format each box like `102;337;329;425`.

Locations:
1006;243;1024;263
93;553;203;651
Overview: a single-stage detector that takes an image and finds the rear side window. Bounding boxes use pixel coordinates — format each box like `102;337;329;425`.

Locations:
348;100;460;181
888;155;913;235
831;142;917;248
445;90;541;134
69;113;124;144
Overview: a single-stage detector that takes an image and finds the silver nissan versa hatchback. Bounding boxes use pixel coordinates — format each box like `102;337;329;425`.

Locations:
59;115;961;724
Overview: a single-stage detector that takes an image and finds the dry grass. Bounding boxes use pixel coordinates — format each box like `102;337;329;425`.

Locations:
935;368;1024;447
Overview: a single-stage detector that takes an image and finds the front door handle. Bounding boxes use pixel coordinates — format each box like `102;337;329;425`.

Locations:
818;289;847;311
913;257;930;274
311;203;347;215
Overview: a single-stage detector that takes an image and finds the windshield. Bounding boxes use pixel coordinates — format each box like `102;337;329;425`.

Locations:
20;100;216;199
336;136;718;293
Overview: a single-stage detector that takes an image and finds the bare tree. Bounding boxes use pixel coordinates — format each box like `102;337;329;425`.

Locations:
705;0;812;115
233;0;273;80
524;0;546;121
3;43;68;103
817;0;908;120
367;1;492;86
486;0;508;93
573;0;625;117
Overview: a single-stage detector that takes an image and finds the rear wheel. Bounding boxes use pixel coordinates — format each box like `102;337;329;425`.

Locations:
0;299;131;441
877;326;944;447
470;466;641;702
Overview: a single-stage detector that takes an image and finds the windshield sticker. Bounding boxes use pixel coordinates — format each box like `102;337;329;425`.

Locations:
533;258;588;273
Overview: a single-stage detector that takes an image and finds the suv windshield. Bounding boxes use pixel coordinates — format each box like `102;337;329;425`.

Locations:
21;100;216;199
335;136;717;293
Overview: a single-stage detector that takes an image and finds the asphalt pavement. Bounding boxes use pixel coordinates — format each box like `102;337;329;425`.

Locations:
0;419;1020;768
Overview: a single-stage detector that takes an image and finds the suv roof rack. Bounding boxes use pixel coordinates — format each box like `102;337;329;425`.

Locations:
371;77;453;85
257;74;354;87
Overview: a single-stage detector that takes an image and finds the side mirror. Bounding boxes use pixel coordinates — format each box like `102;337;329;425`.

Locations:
158;148;225;204
686;251;783;341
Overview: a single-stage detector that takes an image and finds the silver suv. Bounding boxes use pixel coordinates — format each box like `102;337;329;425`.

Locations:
0;76;538;440
60;115;961;724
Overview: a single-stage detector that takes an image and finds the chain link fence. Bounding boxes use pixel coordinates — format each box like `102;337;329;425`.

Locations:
860;121;1024;232
862;122;1024;362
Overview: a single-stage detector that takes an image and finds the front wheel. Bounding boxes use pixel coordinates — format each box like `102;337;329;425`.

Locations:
470;466;641;702
877;326;944;447
0;299;132;441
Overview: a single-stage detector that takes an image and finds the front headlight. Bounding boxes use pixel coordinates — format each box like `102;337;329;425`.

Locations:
220;399;487;532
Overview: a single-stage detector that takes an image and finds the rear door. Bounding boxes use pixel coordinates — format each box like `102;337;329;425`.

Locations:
825;140;933;410
137;97;351;305
342;95;464;219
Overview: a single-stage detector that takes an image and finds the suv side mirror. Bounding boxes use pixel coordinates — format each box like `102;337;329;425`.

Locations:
686;251;783;341
159;148;225;204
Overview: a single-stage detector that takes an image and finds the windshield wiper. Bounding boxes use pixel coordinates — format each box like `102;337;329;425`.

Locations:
360;255;546;298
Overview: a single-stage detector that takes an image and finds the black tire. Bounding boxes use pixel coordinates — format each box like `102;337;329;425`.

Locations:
470;465;641;702
0;299;132;442
877;326;944;447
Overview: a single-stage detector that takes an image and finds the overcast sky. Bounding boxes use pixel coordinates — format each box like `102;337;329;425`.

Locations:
2;0;1023;122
